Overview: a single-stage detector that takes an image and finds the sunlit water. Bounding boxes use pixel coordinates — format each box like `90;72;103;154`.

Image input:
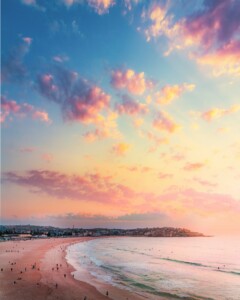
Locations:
66;236;240;299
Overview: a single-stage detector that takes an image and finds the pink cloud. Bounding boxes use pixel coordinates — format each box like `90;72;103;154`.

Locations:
116;94;148;115
193;178;217;188
22;37;32;45
62;0;75;6
141;1;240;77
153;111;180;133
37;67;110;124
3;169;240;232
158;172;172;179
3;170;133;205
1;95;51;124
21;0;36;5
184;162;206;171
111;68;153;95
67;86;110;123
195;39;240;77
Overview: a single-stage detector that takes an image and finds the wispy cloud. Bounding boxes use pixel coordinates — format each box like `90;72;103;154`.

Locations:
52;54;69;63
1;95;51;124
158;172;172;179
61;0;115;14
183;162;206;171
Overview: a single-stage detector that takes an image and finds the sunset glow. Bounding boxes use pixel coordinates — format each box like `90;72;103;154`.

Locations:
1;0;240;235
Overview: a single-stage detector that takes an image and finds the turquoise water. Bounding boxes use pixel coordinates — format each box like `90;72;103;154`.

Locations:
66;237;240;299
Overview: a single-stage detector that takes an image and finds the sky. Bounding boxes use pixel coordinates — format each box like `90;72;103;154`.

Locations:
1;0;240;235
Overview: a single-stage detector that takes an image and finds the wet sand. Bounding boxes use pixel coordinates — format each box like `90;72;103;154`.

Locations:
0;237;151;300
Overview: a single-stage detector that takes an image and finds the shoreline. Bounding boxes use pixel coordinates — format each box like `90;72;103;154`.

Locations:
65;237;152;300
0;237;160;300
0;237;114;300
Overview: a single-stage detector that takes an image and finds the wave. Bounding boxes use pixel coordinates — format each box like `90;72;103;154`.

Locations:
125;277;214;300
160;258;240;276
160;258;208;268
98;263;215;300
217;269;240;276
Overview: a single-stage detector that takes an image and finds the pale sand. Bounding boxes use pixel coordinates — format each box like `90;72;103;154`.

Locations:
0;237;155;300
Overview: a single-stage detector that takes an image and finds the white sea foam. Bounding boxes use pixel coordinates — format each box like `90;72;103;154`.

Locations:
66;236;240;299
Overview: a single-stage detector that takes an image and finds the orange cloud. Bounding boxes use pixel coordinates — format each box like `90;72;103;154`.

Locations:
155;83;195;105
87;0;115;14
153;111;181;133
83;111;121;142
202;104;240;121
142;4;178;42
62;0;115;14
112;142;131;156
111;68;153;95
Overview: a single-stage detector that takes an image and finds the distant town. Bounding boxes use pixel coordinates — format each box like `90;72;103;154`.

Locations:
0;225;206;241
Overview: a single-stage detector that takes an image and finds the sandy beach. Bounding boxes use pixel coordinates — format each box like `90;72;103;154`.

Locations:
0;237;149;300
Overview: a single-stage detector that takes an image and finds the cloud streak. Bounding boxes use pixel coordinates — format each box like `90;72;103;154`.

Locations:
201;104;240;121
3;170;134;205
1;95;51;124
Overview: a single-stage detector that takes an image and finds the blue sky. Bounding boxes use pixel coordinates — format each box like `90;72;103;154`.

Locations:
1;0;240;234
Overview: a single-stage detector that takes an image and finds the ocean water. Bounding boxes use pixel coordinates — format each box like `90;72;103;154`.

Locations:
66;236;240;299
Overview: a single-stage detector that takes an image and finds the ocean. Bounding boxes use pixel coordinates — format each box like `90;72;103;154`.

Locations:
66;236;240;299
